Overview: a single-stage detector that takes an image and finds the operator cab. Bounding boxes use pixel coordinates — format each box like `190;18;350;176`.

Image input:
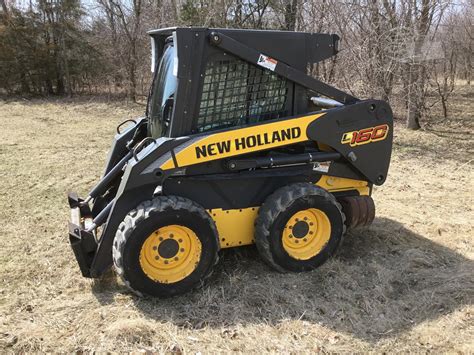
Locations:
146;27;348;141
146;28;303;140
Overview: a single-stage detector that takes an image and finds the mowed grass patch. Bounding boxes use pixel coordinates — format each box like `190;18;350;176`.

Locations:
0;93;472;352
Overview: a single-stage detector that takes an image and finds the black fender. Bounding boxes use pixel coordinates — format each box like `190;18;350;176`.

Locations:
306;100;393;185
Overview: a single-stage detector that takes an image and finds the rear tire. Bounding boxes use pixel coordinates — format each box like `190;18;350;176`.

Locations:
255;183;345;272
112;196;219;297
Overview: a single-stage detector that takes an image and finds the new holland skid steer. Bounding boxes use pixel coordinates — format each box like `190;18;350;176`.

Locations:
68;27;393;297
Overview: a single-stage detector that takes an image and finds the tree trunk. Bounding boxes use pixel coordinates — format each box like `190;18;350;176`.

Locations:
441;98;448;119
0;0;8;17
59;5;72;97
45;78;54;95
234;0;242;27
128;51;137;101
406;102;421;129
284;0;298;31
56;76;65;95
405;0;436;130
466;49;472;85
129;67;136;101
406;64;423;130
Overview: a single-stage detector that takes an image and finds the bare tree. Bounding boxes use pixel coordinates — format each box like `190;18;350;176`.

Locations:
455;0;472;85
430;11;458;119
96;0;144;101
405;0;450;129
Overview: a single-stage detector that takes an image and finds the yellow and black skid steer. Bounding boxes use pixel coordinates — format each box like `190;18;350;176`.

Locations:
68;27;393;297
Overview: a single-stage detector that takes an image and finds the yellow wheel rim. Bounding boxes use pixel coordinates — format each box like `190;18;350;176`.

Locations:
282;208;331;260
139;225;202;283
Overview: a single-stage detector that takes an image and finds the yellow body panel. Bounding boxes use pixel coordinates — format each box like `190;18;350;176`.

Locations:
210;176;369;249
317;175;370;196
161;113;325;170
209;207;259;248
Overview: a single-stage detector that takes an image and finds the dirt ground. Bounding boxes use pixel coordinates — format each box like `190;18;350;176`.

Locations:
0;90;473;353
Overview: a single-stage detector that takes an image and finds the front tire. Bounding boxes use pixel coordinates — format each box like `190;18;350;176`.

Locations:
255;183;345;272
112;196;219;297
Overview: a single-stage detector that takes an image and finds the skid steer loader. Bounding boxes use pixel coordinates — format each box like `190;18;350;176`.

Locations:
68;27;393;297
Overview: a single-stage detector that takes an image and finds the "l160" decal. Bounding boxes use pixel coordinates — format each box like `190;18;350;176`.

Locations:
341;124;389;147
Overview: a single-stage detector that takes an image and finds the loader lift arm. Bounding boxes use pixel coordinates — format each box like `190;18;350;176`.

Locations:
208;31;358;105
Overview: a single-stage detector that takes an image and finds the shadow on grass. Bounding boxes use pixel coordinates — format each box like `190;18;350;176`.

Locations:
92;217;473;342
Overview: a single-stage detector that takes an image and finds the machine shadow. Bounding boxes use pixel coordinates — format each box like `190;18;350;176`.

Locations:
94;217;473;342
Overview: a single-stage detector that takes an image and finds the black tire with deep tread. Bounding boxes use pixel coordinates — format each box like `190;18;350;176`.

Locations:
112;195;220;298
255;183;346;272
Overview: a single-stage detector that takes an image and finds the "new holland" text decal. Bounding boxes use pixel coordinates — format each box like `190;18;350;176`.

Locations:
195;127;301;158
158;113;325;170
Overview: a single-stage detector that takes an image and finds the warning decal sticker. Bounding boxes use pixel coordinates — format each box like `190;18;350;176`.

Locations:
257;54;278;71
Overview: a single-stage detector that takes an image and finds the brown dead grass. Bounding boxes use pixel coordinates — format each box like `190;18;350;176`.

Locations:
0;91;473;353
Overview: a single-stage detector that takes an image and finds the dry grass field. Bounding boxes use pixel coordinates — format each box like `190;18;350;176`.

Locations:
0;90;473;352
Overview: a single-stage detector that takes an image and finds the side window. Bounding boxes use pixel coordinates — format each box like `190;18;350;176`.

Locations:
196;57;289;133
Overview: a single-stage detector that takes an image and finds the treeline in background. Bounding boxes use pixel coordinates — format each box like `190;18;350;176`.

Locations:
0;0;472;129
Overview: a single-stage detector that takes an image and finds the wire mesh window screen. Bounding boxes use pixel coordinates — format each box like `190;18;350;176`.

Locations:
197;58;289;132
